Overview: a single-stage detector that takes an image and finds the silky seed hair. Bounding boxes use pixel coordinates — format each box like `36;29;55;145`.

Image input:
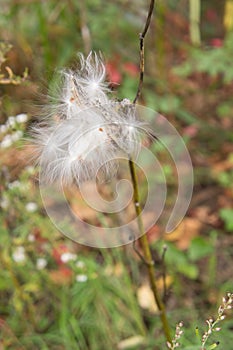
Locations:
31;52;142;186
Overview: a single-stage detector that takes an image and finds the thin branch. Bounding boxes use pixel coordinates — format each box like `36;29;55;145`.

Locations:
133;0;155;104
79;2;92;54
132;234;154;266
128;158;172;344
0;67;28;85
161;244;168;304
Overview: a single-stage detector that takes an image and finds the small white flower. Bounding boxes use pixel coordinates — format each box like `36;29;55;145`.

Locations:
16;113;28;123
25;202;38;212
76;274;88;282
0;196;9;209
6;116;16;128
1;135;13;148
1;130;23;148
76;260;85;268
60;252;77;263
36;258;47;270
11;130;23;142
0;124;8;134
25;166;35;174
12;246;26;263
28;233;35;242
8;180;21;189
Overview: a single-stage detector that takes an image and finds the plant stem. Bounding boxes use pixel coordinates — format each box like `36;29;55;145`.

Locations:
134;0;155;104
130;0;171;344
189;0;201;46
128;158;172;344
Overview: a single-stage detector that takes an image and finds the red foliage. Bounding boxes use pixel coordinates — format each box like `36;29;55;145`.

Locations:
205;9;218;22
49;266;73;285
210;38;223;48
122;62;139;77
52;244;69;265
106;61;122;85
183;125;199;138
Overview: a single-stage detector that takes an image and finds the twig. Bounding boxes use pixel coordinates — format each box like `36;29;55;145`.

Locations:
79;2;92;54
161;244;168;304
133;0;155;104
0;67;28;86
132;234;154;266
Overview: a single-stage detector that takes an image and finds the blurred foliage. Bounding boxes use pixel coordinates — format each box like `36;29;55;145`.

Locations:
173;32;233;83
219;208;233;232
0;0;233;349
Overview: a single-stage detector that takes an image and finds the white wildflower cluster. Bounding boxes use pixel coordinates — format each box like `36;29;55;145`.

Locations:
60;252;77;263
58;251;88;282
25;202;38;212
76;274;88;282
201;293;233;349
28;233;35;242
1;180;34;210
75;260;87;282
167;322;183;350
36;257;47;270
76;260;85;269
31;52;141;187
0;113;27;149
12;246;26;263
8;180;21;189
7;180;29;192
0;194;9;209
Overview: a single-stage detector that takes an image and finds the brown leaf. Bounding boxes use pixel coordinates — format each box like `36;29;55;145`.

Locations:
49;267;73;285
117;336;145;350
137;283;158;313
165;218;202;250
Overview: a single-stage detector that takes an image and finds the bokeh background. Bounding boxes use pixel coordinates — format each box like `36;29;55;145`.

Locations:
0;0;233;349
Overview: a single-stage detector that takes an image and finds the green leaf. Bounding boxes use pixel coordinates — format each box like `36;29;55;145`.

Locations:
219;208;233;231
173;62;193;77
177;109;198;124
178;263;199;279
189;237;214;261
164;243;199;279
217;102;233;118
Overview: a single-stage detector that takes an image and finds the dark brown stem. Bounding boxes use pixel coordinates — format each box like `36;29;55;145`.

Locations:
133;0;155;104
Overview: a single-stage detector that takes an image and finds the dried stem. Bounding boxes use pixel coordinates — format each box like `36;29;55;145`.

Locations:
161;244;168;303
129;0;171;344
189;0;201;46
129;159;171;344
133;0;155;104
79;2;92;54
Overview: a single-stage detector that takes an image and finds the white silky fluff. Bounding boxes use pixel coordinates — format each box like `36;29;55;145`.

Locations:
31;52;142;186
